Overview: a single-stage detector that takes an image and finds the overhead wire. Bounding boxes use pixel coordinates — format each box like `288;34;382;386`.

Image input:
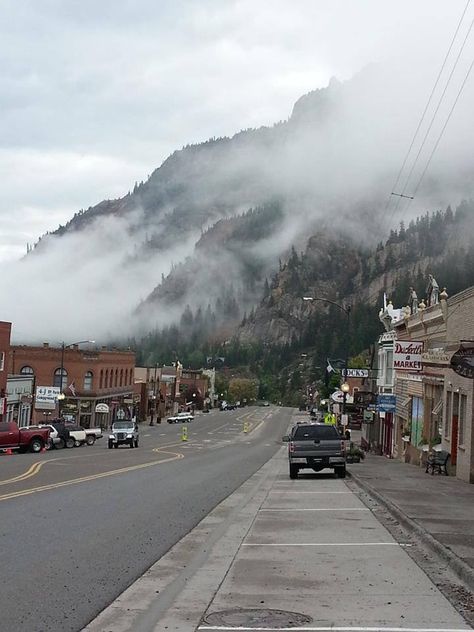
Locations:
393;13;474;219
385;0;471;218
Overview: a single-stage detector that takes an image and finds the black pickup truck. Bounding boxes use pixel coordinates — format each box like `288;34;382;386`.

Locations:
283;423;346;479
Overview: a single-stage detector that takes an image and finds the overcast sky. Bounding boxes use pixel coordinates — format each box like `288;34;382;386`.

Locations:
0;0;468;262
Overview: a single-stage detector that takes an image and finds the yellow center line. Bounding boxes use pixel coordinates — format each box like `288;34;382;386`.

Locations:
0;449;184;503
0;459;59;486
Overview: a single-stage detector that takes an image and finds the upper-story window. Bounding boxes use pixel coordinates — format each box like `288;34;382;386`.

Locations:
20;365;34;376
54;367;68;390
84;371;93;391
109;370;113;388
0;352;5;372
120;369;123;387
99;369;104;389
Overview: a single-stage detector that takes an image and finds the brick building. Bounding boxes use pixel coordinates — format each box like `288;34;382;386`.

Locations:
179;369;209;410
9;343;135;428
0;321;12;420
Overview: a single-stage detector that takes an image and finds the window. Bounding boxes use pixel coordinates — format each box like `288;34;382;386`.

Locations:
114;369;118;387
120;369;123;387
293;425;339;440
385;349;393;385
445;391;452;438
109;370;113;388
20;365;34;375
0;352;5;371
99;370;103;389
84;371;93;391
410;397;423;447
459;394;467;446
53;367;68;390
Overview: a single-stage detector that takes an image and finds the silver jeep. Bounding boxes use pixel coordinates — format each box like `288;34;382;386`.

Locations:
108;420;139;449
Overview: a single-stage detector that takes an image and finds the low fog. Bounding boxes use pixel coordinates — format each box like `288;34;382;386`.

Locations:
3;54;474;343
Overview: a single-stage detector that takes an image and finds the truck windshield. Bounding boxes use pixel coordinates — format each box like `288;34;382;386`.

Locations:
113;422;132;429
293;425;339;440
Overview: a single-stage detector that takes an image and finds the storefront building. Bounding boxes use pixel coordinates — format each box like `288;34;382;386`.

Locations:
5;375;34;426
8;344;135;428
0;321;12;421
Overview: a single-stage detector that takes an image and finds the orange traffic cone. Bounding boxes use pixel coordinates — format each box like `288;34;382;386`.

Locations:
5;448;13;455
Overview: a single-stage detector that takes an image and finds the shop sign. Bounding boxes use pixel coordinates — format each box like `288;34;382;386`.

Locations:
363;410;375;423
330;390;354;404
35;386;60;410
422;348;450;366
394;341;423;371
123;398;134;404
342;368;369;378
450;345;474;379
95;403;110;414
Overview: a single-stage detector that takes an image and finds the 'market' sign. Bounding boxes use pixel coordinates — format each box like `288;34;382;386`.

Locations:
393;341;423;371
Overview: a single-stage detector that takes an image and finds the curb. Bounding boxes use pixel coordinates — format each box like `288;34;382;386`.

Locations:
348;468;474;593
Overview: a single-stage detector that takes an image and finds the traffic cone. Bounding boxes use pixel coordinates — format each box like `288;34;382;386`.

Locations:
181;426;188;442
243;421;249;434
5;448;13;455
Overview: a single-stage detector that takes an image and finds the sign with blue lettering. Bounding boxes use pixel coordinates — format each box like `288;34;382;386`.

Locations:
377;394;396;412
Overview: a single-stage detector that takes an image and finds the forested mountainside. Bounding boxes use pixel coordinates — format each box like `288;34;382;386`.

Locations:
134;202;474;403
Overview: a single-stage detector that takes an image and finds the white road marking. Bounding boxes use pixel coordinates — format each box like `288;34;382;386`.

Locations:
143;434;151;437
259;508;370;512
243;542;412;547
199;627;470;632
270;491;355;494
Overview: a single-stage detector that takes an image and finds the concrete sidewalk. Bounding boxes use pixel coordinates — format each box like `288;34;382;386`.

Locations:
348;454;474;589
84;449;471;632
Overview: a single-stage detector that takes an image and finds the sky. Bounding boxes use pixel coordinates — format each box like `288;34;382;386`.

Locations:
1;0;470;263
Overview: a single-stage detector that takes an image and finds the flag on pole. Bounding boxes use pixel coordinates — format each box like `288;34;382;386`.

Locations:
326;360;335;374
68;382;76;397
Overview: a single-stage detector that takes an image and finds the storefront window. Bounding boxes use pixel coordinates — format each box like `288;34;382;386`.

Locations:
445;391;452;438
411;397;423;447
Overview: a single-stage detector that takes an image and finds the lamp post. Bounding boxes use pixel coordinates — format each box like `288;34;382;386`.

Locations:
302;296;351;417
57;340;95;419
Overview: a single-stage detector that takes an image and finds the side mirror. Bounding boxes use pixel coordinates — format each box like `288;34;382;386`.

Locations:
282;435;290;442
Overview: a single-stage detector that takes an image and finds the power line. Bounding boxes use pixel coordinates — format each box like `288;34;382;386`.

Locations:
385;0;471;218
394;12;474;215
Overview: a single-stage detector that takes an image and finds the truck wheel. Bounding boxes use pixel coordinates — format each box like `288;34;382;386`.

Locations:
336;467;346;478
74;440;81;447
65;437;75;449
289;464;299;479
56;438;65;450
108;441;113;449
86;435;96;446
30;438;43;453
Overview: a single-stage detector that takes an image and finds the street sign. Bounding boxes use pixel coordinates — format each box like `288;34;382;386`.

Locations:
377;394;396;412
342;368;369;378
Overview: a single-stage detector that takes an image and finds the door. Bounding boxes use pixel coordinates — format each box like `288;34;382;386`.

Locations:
451;392;459;466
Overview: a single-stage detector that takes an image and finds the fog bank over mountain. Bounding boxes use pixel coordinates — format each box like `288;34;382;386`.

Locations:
3;61;474;343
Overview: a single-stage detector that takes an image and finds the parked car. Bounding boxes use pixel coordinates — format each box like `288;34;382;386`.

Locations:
35;424;64;449
167;412;194;424
51;422;86;448
0;421;50;453
282;422;346;479
83;427;103;445
108;420;139;448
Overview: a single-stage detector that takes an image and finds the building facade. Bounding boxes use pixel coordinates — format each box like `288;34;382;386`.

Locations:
0;321;12;421
8;344;135;428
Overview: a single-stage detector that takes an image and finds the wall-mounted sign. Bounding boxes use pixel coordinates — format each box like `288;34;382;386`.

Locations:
363;410;375;423
35;386;60;410
95;403;110;414
450;345;474;379
394;341;423;371
422;348;450;366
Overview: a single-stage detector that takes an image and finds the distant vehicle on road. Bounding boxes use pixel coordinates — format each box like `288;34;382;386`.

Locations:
282;423;346;479
167;412;194;424
0;421;50;453
108;421;139;448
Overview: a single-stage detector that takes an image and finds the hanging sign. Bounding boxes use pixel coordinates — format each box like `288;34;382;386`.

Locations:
450;345;474;379
393;341;423;371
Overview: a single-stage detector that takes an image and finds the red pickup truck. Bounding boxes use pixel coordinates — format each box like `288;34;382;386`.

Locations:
0;421;50;453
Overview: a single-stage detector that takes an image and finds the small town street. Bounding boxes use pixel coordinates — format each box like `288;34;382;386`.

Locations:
0;406;288;632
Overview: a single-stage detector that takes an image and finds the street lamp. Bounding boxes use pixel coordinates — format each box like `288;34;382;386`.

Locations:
302;296;351;416
57;339;95;418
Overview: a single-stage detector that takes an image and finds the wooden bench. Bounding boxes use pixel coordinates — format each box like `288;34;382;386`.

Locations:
425;450;450;476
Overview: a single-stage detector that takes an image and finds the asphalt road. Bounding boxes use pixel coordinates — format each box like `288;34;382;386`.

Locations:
0;406;291;632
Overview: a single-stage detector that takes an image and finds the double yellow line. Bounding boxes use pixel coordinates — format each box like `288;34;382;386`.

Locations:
0;460;54;487
0;448;183;503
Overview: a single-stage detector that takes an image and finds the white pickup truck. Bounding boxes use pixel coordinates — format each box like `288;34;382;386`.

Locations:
167;412;194;424
83;427;103;445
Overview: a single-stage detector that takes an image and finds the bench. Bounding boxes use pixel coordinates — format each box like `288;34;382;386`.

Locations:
425;450;450;476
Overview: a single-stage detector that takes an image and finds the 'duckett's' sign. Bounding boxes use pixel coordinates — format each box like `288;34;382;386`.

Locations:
393;341;423;371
